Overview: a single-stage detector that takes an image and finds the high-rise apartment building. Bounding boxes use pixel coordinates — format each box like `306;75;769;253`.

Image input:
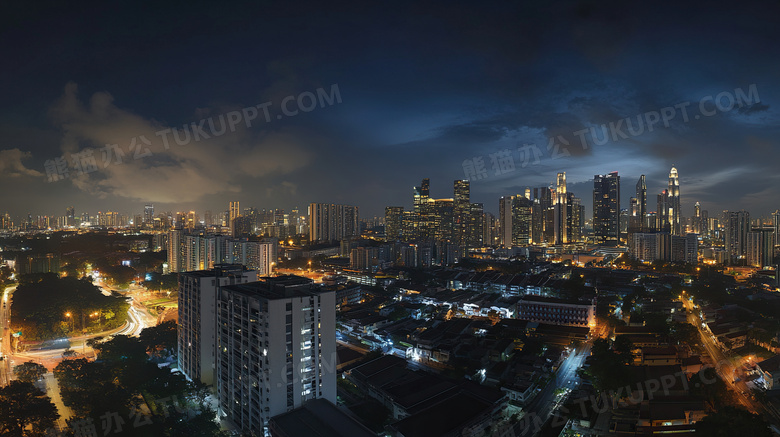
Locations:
308;203;360;242
593;172;621;245
216;275;336;432
178;265;258;386
724;210;750;263
747;228;774;268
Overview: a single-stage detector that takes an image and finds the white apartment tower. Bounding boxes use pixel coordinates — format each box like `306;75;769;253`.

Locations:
216;275;336;432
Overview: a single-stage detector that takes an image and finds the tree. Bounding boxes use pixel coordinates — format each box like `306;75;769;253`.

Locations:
91;335;148;363
689;367;734;411
0;381;59;436
100;265;136;289
695;406;771;436
139;321;178;359
13;361;47;383
671;322;700;346
583;338;635;392
10;275;128;340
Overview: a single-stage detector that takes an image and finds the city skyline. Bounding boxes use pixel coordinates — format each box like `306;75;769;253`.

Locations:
4;165;779;228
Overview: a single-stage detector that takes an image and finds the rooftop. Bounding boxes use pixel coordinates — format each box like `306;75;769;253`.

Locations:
269;399;375;437
222;275;320;300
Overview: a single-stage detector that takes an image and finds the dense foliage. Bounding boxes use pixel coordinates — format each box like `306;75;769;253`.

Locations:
11;273;128;340
54;331;225;437
0;381;59;436
13;361;47;383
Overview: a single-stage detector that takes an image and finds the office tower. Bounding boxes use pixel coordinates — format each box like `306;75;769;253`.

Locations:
466;202;483;251
454;180;470;251
724;210;750;263
204;210;213;227
629;175;646;233
747;228;774;268
412;179;433;240
684;233;699;264
413;178;430;214
385;206;404;241
700;209;709;238
308;203;360;242
668;167;682;236
482;212;497;247
229;201;241;234
566;193;583;242
0;213;11;230
773;210;780;247
620;209;629;234
692;202;702;234
186;211;199;230
289;208;299;236
537;187;553;243
178;265;258;386
553;172;568;245
144;204;154;226
216;275;336;431
65;206;75;227
593;172;621;245
657;190;670;232
499;196;513;247
511;196;533;246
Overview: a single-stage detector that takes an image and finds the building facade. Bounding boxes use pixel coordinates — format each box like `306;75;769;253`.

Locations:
216;275;336;431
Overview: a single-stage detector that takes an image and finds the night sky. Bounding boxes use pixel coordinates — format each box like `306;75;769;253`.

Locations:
1;0;779;221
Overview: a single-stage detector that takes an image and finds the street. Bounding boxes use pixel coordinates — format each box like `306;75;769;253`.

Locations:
510;342;592;437
682;296;780;425
0;285;16;387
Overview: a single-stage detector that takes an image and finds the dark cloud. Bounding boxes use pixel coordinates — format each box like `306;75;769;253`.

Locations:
1;0;779;220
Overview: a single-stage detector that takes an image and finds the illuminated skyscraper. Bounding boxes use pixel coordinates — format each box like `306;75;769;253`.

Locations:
454;180;470;251
511;195;533;246
593;172;621;245
629;175;646;233
229;201;241;235
566;193;583;242
384;206;403;241
499;196;513;247
668;167;682;236
553;172;568;245
144;204;154;226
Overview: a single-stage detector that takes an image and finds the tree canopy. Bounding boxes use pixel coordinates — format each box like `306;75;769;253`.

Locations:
11;274;129;340
0;380;59;436
53;325;225;436
13;361;47;383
